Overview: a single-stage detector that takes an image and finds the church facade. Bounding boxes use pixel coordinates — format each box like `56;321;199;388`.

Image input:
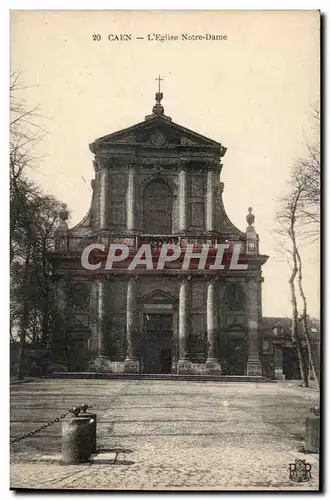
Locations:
50;89;269;376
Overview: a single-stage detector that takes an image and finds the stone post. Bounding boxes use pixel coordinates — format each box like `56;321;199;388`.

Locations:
177;278;192;374
205;279;222;374
127;165;136;232
99;168;109;229
124;277;139;373
246;277;263;376
206;169;215;233
179;168;187;233
274;345;284;380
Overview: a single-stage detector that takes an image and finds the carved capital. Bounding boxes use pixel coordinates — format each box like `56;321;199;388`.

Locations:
93;159;101;172
176;274;191;283
204;276;219;283
127;157;141;169
204;157;221;171
179;157;190;170
246;275;258;284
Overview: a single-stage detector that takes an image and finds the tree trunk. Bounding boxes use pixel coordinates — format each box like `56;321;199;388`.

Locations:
41;241;50;344
296;248;319;387
17;241;31;380
288;227;308;387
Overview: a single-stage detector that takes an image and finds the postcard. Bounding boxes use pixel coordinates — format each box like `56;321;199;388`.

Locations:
10;10;320;491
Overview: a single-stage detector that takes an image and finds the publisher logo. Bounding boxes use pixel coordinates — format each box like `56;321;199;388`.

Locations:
289;459;312;482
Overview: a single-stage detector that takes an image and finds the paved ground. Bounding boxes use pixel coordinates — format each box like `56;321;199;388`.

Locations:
10;379;320;491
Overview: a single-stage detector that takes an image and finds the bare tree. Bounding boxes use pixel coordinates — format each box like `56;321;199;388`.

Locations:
10;71;45;263
277;182;309;386
275;107;320;386
10;72;67;379
295;107;320;231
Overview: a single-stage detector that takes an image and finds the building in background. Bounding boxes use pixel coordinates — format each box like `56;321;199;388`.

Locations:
49;88;270;376
261;316;320;381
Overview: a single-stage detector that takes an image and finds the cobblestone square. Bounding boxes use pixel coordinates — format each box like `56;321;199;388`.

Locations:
10;379;320;491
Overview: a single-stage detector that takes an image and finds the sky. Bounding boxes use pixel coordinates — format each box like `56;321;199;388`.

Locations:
10;10;320;318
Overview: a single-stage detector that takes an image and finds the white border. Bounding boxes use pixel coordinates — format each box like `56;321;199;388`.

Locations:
3;3;327;499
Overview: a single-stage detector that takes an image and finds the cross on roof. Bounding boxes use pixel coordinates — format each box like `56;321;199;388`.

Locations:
155;74;164;93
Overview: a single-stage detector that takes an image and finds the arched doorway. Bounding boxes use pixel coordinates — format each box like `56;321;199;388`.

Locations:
143;179;173;234
143;313;173;374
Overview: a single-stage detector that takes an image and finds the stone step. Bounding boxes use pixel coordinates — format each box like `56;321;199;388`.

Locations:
45;373;272;382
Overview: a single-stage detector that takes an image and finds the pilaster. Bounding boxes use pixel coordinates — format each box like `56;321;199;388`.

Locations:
99;168;109;229
177;278;192;374
205;278;222;374
178;165;188;233
206;169;215;233
124;277;139;373
246;276;262;376
127;165;136;232
54;278;68;367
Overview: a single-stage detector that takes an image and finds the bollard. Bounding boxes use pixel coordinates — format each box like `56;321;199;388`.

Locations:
62;416;94;465
305;406;320;453
80;404;97;454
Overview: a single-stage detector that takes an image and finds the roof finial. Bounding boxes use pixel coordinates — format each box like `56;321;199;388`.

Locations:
145;75;171;121
156;74;163;94
153;74;164;115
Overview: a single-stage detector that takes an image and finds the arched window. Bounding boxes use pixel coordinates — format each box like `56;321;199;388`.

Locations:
143;179;173;234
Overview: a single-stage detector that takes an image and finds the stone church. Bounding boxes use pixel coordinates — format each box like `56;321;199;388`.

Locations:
50;86;269;376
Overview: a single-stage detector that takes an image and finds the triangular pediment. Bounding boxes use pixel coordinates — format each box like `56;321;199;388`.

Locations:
90;115;224;151
140;288;177;304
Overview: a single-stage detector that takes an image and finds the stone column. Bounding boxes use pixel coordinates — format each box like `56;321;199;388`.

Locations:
99;168;109;229
90;280;98;354
177;278;192;374
97;279;107;358
124;277;139;373
89;279;111;372
206;169;215;233
179;168;188;233
127;165;136;232
205;279;222;374
246;277;263;376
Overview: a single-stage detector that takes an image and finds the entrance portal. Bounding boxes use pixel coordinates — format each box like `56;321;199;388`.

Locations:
225;336;248;375
142;314;173;374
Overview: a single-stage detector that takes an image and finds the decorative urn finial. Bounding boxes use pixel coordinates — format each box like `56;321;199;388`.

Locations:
59;203;69;222
55;203;69;250
246;207;255;227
